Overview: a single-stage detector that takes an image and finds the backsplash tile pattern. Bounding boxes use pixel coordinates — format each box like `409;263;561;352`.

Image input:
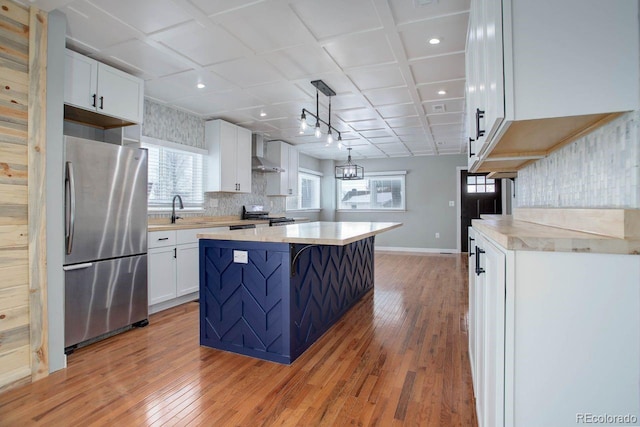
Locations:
204;172;286;216
142;99;205;149
517;110;639;208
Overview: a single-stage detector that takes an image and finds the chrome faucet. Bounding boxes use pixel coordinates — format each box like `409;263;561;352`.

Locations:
171;195;184;224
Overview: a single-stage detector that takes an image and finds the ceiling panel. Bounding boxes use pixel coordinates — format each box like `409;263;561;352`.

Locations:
244;82;312;105
91;0;193;35
215;2;316;54
336;109;379;123
330;93;368;111
207;57;285;88
145;69;236;102
376;103;418;119
347;118;387;131
399;13;469;61
324;30;396;69
187;0;264;17
154;21;250;67
99;39;190;79
428;113;464;126
389;0;470;26
360;129;394;138
264;44;338;81
62;2;139;52
410;53;466;85
347;64;406;91
174;90;264;116
418;80;466;102
385;116;422;128
367;136;400;144
292;0;381;40
363;87;412;107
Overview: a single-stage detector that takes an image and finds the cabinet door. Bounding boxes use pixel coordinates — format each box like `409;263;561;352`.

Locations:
235;126;252;193
468;227;478;390
287;145;298;196
176;243;199;297
219;121;238;192
97;63;144;123
64;49;97;111
476;233;506;427
148;246;177;305
481;0;504;143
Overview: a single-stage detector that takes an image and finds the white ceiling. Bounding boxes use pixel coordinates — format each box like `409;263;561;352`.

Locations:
36;0;470;160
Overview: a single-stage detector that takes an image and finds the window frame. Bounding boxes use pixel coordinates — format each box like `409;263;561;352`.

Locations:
336;170;407;212
140;136;207;212
286;168;322;212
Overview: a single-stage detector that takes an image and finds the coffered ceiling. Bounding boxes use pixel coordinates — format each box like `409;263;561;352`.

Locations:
33;0;470;160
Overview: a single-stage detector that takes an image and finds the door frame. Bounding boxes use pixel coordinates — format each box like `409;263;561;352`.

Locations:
456;166;467;253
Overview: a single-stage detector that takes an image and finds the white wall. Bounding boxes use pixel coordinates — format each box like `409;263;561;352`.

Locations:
336;155;467;251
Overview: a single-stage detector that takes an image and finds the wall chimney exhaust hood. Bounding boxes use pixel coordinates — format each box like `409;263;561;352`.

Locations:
252;134;284;173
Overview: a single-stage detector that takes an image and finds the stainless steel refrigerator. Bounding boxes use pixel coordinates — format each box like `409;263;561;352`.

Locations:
63;136;148;352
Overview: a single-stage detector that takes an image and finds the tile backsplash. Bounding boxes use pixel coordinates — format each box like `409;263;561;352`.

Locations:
516;110;640;208
204;172;286;217
142;99;205;149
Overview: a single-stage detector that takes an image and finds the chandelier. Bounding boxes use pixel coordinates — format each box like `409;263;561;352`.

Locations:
335;148;364;180
299;80;342;145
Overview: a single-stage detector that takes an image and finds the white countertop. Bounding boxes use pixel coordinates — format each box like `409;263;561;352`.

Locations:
197;221;402;246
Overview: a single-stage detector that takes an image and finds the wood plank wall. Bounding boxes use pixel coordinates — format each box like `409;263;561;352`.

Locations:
0;0;47;391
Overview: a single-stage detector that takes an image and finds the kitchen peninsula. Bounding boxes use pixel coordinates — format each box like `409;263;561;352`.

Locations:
197;221;401;363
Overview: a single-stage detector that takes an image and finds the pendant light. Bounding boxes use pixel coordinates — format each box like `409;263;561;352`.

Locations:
335;148;364;180
299;80;342;143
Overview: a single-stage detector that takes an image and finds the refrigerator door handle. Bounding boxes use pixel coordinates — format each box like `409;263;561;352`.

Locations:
63;262;93;271
65;161;76;255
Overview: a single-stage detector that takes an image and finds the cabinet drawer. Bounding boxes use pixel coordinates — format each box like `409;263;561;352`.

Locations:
176;227;227;245
148;230;176;248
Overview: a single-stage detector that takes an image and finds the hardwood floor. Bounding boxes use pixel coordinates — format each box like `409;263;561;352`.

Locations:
0;253;477;426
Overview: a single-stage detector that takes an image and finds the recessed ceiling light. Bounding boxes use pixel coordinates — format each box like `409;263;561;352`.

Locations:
438;90;447;95
428;38;441;45
260;111;267;117
196;83;206;89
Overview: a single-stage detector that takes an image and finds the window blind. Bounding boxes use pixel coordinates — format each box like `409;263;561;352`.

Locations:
141;142;204;209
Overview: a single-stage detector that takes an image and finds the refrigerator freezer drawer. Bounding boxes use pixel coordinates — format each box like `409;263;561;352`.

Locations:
64;254;148;348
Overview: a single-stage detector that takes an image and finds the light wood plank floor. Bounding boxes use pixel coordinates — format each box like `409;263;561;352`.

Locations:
0;253;477;426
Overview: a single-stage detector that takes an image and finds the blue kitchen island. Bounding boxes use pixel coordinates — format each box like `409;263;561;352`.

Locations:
197;221;401;364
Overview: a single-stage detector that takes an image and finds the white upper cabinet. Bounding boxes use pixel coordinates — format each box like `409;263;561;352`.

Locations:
205;119;252;193
266;141;298;196
466;0;639;174
64;49;144;124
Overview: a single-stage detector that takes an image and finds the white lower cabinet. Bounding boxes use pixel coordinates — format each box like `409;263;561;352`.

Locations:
148;227;226;313
470;227;640;427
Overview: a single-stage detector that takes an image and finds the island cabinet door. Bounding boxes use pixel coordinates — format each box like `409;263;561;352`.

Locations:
199;240;292;364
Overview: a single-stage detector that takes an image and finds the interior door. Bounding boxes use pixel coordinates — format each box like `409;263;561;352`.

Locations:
461;170;502;252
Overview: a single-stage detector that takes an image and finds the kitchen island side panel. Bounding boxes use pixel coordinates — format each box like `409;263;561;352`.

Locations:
199;236;375;364
289;236;375;360
200;240;292;364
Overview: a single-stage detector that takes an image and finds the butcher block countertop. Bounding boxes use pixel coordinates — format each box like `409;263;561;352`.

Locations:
473;212;640;255
197;221;402;246
148;216;309;231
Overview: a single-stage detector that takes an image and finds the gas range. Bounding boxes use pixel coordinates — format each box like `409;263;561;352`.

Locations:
242;205;295;226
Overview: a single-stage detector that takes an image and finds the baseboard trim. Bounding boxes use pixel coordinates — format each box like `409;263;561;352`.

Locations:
375;246;460;254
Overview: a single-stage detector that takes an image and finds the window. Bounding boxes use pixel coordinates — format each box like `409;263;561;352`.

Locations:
467;175;496;193
337;172;406;211
141;141;204;210
286;170;321;211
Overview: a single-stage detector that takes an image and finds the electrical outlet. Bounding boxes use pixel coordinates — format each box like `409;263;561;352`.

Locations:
233;250;248;264
449;200;455;207
435;232;440;239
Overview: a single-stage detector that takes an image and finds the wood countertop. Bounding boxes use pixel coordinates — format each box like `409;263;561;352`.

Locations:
197;221;402;246
148;216;309;231
473;215;640;255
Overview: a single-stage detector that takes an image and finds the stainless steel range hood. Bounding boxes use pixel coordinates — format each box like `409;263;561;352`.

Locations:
252;134;284;173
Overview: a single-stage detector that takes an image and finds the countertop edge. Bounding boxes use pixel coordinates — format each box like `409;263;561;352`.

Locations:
472;216;640;255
